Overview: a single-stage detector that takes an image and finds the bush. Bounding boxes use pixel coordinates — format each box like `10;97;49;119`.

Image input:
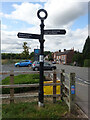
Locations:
83;59;90;67
2;74;42;94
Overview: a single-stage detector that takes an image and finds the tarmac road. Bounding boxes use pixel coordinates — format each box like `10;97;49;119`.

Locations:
55;64;89;118
1;64;32;80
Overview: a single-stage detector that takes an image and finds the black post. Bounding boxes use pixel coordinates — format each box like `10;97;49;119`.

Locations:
37;9;48;107
38;20;45;106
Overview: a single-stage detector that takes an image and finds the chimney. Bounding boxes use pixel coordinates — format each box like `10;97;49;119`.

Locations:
64;49;66;51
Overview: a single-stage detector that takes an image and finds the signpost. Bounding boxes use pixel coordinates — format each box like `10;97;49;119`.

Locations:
44;29;66;35
17;33;40;39
17;9;66;107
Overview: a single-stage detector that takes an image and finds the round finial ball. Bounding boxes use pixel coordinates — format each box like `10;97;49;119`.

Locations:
37;9;48;20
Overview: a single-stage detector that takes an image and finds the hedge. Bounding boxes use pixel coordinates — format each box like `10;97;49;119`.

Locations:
83;59;90;67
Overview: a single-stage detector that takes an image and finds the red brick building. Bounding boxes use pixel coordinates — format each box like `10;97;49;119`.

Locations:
53;49;74;64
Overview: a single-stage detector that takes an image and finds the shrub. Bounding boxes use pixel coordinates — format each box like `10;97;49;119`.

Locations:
83;59;90;67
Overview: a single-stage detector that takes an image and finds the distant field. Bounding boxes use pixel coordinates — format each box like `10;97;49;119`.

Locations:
2;59;21;64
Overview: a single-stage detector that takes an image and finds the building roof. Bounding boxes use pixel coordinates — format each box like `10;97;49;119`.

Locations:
56;50;73;56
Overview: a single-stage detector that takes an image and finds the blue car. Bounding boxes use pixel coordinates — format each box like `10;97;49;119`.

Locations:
15;60;32;67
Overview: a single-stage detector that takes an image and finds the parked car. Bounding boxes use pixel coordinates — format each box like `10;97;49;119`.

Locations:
32;61;56;71
52;61;56;64
15;60;32;67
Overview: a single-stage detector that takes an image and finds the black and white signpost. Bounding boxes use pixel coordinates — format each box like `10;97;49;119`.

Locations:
17;9;66;107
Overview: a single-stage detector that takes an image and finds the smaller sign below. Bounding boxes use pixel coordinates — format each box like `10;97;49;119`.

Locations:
44;29;66;35
39;55;44;62
17;32;40;39
71;85;75;94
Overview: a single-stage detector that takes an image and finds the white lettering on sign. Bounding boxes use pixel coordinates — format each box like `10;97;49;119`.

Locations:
39;55;44;62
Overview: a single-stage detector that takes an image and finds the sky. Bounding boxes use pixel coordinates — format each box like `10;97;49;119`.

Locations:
0;0;89;53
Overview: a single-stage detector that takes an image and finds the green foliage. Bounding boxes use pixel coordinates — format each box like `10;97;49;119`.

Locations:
48;52;53;61
84;59;90;67
2;74;40;94
29;52;34;62
44;51;51;57
72;52;84;66
83;36;90;59
2;53;22;59
22;42;29;59
2;101;68;119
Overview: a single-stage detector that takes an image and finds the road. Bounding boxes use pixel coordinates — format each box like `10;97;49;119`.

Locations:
55;64;89;118
1;64;32;80
1;64;90;118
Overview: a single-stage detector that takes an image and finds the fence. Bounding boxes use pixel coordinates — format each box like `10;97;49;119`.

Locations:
1;70;75;113
60;69;75;113
1;70;61;104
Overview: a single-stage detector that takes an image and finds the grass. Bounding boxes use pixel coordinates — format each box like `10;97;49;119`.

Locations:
2;74;40;85
1;74;40;94
2;101;68;119
2;59;21;65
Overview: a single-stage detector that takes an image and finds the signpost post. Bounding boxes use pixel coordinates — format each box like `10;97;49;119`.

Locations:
17;9;66;107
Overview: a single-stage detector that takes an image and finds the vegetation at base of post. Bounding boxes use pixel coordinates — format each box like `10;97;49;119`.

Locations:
2;74;46;94
2;101;68;119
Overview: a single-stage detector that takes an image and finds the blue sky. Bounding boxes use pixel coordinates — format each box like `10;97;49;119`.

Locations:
71;13;88;31
0;1;88;53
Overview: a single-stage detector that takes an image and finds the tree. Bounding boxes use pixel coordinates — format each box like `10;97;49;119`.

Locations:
29;52;34;61
44;51;51;57
22;42;29;59
72;51;84;66
48;52;53;61
83;36;90;59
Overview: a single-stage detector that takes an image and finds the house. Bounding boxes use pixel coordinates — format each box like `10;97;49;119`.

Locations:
52;51;60;62
54;49;74;64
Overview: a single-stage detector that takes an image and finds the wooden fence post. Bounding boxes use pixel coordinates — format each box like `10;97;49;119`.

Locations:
53;70;56;103
69;73;75;113
10;71;14;104
60;69;65;101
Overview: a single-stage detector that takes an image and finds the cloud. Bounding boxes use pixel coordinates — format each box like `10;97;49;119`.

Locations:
5;2;42;25
1;29;40;53
1;1;88;53
44;0;88;28
1;24;88;53
1;24;7;30
3;1;88;28
44;26;88;52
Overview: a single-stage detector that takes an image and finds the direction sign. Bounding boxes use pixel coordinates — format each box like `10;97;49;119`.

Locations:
44;29;66;35
17;32;40;39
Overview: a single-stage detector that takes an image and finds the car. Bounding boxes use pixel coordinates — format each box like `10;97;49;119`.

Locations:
52;61;56;64
32;61;56;71
15;60;32;67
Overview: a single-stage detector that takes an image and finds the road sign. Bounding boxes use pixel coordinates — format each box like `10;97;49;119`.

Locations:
71;85;75;94
17;32;40;39
44;29;66;35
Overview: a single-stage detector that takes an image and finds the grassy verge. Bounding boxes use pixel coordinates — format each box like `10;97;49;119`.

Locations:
2;74;40;85
1;74;41;94
2;101;68;119
2;59;21;65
